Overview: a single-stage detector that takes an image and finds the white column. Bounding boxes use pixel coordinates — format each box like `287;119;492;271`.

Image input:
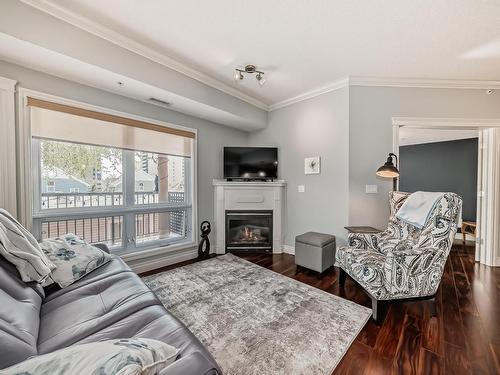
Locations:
0;77;17;217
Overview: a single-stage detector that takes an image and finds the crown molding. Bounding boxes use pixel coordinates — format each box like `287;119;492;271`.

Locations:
269;75;500;112
350;76;500;90
269;78;349;111
20;0;269;111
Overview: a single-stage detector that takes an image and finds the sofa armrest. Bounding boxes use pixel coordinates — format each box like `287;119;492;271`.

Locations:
158;352;220;375
93;243;110;254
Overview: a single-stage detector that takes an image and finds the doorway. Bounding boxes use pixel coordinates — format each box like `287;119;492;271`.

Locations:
392;117;500;267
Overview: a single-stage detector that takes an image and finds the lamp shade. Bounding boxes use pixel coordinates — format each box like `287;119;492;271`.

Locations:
376;155;400;178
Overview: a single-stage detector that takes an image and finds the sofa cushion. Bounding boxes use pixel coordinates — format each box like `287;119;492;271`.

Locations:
0;258;42;369
43;254;131;302
3;338;179;375
38;271;160;354
75;305;222;374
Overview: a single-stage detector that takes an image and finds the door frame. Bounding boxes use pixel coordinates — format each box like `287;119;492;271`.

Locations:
392;117;500;266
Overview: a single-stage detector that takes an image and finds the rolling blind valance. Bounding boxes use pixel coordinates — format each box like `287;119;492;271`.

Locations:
28;97;194;158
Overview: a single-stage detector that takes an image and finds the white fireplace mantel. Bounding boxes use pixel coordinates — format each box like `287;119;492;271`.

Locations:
213;179;286;254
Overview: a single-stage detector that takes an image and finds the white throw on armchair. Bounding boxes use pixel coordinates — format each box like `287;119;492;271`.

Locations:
336;191;462;322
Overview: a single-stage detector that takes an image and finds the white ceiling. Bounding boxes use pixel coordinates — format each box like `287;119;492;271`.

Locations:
399;127;478;146
24;0;500;106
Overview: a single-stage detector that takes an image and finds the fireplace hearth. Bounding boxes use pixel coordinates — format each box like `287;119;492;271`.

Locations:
225;210;273;253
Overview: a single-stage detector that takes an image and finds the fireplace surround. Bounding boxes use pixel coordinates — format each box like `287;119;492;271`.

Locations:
225;210;273;253
213;179;286;254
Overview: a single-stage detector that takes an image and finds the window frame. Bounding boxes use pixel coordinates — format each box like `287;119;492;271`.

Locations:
20;89;198;256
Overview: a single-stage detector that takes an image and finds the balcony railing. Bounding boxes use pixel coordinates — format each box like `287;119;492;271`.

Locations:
41;191;186;209
40;191;186;246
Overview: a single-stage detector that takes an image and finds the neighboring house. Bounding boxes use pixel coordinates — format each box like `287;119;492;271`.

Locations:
109;169;156;192
41;167;90;194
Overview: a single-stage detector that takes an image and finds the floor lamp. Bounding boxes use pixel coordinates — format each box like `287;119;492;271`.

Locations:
376;153;400;191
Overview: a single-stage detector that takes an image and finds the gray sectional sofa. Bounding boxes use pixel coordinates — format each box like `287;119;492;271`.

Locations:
0;246;221;374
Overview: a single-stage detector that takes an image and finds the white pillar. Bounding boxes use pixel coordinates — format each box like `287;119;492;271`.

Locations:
0;77;17;217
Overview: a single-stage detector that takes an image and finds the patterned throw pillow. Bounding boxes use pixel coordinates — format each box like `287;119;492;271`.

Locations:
40;233;112;288
0;338;179;375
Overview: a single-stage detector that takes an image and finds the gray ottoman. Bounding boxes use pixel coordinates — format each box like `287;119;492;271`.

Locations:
295;232;336;273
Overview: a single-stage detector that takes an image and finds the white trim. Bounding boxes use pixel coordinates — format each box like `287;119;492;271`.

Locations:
124;246;198;274
282;245;295;255
0;77;17;92
350;76;500;90
0;76;18;217
393;117;500;128
121;240;197;262
20;0;269;111
269;78;349;111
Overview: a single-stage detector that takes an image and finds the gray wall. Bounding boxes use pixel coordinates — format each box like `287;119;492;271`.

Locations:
349;86;500;229
0;60;249;234
248;87;350;246
399;138;478;221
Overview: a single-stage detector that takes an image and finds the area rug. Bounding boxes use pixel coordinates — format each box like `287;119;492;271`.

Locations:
143;254;371;375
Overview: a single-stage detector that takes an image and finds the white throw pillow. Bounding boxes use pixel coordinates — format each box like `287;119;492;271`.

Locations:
40;233;112;288
0;338;179;375
0;208;55;283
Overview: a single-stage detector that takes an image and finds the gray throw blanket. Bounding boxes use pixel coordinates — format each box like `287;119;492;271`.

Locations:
395;191;444;229
0;209;55;282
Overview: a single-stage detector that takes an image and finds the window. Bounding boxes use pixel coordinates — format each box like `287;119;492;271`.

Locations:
29;97;196;254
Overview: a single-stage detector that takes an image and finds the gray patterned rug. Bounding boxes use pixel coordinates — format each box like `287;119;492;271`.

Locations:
143;254;371;375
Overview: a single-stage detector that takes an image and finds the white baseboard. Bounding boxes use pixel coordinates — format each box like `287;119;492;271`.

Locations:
124;247;198;274
282;245;295;255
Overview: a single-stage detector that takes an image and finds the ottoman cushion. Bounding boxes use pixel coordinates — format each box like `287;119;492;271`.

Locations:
295;232;335;247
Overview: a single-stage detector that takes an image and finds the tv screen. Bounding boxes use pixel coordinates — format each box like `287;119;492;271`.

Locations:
224;147;278;179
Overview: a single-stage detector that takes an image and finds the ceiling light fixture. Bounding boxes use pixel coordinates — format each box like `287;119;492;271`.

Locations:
234;65;266;86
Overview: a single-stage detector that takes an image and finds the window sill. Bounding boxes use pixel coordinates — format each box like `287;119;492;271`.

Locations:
119;239;197;262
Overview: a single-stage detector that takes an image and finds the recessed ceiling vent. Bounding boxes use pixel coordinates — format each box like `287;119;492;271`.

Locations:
149;97;172;107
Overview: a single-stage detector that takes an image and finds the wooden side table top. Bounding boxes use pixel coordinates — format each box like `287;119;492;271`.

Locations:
461;221;476;234
344;226;383;234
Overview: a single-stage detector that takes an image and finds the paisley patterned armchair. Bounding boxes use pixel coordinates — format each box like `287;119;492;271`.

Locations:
336;191;462;322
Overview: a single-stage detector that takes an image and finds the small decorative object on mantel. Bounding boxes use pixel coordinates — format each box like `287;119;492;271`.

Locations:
198;221;211;259
304;156;321;175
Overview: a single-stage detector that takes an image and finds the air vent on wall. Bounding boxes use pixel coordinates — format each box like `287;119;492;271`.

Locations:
149;97;172;107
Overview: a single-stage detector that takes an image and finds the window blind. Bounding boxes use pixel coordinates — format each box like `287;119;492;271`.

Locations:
28;97;194;158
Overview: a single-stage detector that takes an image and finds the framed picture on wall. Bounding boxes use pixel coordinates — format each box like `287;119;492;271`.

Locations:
304;156;321;174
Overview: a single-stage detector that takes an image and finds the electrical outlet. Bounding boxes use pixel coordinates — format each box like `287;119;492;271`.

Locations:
365;184;378;194
298;185;305;193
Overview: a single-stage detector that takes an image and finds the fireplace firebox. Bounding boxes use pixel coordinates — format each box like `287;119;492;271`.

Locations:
225;210;273;253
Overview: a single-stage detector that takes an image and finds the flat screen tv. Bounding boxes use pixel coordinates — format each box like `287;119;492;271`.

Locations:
224;147;278;180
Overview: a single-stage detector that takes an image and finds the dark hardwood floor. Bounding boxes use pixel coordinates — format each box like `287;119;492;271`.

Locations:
141;244;500;374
